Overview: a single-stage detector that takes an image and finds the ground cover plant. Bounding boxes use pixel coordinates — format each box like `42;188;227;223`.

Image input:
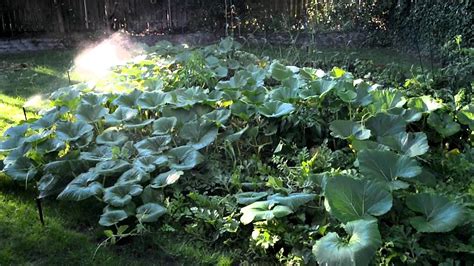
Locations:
1;39;473;265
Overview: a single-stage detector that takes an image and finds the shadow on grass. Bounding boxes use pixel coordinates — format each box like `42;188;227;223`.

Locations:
0;174;180;265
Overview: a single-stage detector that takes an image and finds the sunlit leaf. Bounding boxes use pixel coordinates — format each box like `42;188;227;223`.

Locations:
312;219;382;266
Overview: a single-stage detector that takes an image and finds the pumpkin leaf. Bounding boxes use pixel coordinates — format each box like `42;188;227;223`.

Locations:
55;121;94;142
406;193;465;233
358;149;422;188
134;135;172;156
330;120;371;140
167;145;204;170
324;175;393;222
258;101;295;118
136;203;167;223
99;210;128;227
103;184;143;207
240;200;293;225
312;219;382;266
96;128;129;146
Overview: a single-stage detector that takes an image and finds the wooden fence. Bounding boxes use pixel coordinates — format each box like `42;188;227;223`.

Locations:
0;0;368;37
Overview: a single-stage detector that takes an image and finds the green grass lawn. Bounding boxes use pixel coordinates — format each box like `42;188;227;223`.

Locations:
0;46;428;265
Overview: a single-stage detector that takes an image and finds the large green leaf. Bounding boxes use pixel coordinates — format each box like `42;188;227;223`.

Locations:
235;192;268;205
406;193;465;233
112;89;142;108
269;61;294;81
81;93;108;106
116;168;150;185
3;157;37;182
258;101;295;118
55;121;94;142
427;112;461;137
324;175;393;222
378;132;429;157
95;160;131;176
57;172;103;201
267;193;315;210
457;104;474;130
99;210;128;227
270;87;300;102
302;78;337;99
103;183;143;207
358;149;422;187
368;89;406;114
75;103;108;123
366;113;407;137
167;145;204;170
152;117;178;135
79;146;113;162
150;169;183;188
136;203;167;223
31;112;59;130
134;135;172;156
136;91;171;110
407;96;443;113
312;219;382;266
179;121;218;150
203;109;231;126
105;106;138;125
240;200;293;225
133;155;168;173
330;120;371;140
96;128;129;146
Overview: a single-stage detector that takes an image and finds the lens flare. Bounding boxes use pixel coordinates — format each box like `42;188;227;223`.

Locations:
73;33;144;81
